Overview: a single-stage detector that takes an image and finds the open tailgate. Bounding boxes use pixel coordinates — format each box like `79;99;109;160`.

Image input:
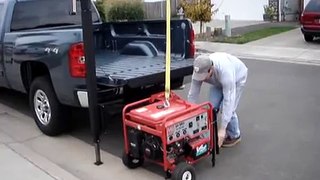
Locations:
95;53;194;88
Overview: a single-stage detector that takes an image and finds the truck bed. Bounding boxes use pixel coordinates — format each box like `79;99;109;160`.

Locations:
95;50;194;88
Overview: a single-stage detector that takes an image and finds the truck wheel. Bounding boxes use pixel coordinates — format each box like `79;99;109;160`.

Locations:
304;34;313;42
29;76;69;136
122;151;144;169
172;162;196;180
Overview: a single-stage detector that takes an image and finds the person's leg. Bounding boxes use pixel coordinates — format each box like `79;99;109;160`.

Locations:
226;112;240;139
208;85;223;111
223;83;245;147
209;85;225;149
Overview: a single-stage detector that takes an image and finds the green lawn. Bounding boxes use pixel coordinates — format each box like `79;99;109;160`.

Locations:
197;26;296;44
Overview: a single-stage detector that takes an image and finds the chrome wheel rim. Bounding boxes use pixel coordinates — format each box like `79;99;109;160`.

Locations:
34;90;51;125
182;171;192;180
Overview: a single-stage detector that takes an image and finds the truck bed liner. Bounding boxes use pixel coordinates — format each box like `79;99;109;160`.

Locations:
95;51;194;88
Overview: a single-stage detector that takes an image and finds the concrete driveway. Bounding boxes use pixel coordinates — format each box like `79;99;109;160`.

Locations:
247;28;320;49
1;58;320;180
69;59;320;180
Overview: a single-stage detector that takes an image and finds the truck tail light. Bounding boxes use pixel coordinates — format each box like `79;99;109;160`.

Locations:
69;42;86;78
189;28;195;58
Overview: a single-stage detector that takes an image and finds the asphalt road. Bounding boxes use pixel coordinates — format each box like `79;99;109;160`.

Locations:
1;59;320;180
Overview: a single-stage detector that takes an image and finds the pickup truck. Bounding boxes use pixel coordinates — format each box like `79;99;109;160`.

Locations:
0;0;195;136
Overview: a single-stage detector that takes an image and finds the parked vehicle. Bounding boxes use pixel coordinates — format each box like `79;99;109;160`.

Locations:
300;0;320;42
0;0;195;136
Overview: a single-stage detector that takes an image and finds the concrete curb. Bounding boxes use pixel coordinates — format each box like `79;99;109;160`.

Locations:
197;49;320;66
236;55;320;66
195;41;320;66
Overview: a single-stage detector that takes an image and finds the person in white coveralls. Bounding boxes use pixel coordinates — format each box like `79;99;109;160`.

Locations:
188;52;248;148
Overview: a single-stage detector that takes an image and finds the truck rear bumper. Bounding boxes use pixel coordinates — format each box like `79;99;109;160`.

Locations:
76;91;88;107
74;86;125;108
301;27;320;36
75;76;188;108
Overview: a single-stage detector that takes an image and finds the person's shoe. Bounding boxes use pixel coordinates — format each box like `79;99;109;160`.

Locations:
222;136;241;148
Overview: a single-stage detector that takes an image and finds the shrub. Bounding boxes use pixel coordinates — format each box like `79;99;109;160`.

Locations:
264;5;277;19
94;0;107;22
107;0;144;21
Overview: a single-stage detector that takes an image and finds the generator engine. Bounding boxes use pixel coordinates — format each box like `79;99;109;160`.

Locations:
122;92;217;180
142;134;163;160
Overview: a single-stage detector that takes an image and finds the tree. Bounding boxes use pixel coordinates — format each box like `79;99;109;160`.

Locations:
180;0;213;34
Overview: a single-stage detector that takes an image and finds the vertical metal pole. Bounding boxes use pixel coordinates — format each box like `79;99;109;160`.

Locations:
160;1;164;18
278;0;282;22
213;109;219;155
224;15;231;37
79;0;103;165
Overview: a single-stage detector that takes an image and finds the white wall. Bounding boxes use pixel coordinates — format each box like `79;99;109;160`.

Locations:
212;0;269;21
282;0;300;21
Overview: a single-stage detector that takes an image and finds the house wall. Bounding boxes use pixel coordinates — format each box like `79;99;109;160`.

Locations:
212;0;268;21
282;0;300;21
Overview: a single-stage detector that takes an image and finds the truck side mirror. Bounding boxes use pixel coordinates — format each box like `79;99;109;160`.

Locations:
70;0;77;15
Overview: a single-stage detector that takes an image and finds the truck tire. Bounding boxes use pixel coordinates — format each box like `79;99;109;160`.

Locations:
304;34;313;42
29;76;69;136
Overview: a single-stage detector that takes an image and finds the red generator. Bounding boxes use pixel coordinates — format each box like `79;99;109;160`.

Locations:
122;92;217;180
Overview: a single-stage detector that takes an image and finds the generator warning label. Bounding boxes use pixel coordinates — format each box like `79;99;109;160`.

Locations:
196;144;208;156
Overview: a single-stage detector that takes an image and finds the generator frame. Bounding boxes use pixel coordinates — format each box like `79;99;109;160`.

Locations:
122;92;218;179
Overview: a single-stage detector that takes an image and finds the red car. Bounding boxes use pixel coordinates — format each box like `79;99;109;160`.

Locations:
300;0;320;42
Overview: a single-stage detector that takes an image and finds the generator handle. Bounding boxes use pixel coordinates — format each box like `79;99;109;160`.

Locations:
150;91;173;102
149;91;191;107
122;97;150;118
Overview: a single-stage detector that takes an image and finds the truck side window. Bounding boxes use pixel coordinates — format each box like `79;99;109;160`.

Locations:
11;0;100;32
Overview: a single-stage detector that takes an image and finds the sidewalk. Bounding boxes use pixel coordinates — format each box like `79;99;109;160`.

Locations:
195;27;320;66
0;103;162;180
193;20;299;35
194;20;320;66
196;41;320;66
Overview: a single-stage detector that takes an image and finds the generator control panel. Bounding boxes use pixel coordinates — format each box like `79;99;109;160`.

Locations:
166;112;208;144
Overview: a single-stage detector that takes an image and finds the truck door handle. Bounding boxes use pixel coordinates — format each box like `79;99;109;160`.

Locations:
5;58;13;64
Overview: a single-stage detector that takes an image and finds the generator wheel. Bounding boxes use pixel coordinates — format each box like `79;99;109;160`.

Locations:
172;162;196;180
122;151;144;169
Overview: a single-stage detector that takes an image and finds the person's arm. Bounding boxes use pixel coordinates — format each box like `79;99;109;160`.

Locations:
220;69;236;129
187;79;202;104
